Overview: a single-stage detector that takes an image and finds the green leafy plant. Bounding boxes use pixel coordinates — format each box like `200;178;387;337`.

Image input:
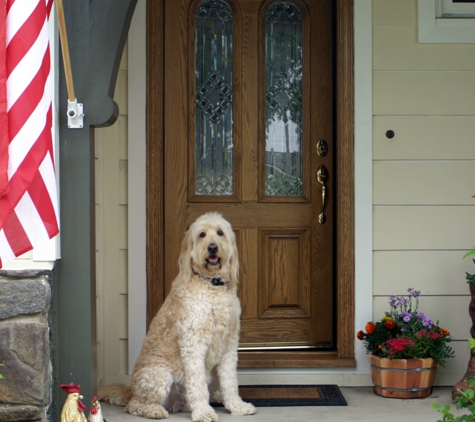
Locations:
357;288;454;367
464;247;475;285
465;194;475;284
432;339;475;421
0;363;3;379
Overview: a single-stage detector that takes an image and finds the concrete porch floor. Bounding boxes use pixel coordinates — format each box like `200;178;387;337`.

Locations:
101;387;466;421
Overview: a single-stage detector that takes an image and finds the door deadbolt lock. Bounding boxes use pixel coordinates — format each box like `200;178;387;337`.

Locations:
316;140;328;157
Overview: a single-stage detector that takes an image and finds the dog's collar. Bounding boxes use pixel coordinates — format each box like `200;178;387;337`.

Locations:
192;268;228;287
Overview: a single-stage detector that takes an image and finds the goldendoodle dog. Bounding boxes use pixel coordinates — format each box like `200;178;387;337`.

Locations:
98;212;256;421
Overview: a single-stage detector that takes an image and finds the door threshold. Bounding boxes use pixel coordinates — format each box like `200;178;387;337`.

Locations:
237;350;356;368
239;342;319;351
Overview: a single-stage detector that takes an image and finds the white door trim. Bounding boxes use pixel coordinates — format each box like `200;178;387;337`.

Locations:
127;0;374;382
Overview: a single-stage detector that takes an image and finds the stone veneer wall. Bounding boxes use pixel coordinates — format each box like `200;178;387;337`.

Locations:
0;270;53;422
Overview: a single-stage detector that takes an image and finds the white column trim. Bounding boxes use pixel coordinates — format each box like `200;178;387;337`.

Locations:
353;0;373;376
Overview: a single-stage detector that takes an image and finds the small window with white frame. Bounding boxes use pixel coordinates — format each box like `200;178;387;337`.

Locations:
439;0;475;18
418;0;475;43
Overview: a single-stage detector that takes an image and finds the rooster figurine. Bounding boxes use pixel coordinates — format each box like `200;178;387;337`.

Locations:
60;383;87;422
88;395;106;422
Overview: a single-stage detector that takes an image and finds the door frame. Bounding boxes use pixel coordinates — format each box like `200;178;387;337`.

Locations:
146;0;355;367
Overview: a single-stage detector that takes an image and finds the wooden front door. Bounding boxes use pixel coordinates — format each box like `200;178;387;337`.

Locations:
147;0;356;362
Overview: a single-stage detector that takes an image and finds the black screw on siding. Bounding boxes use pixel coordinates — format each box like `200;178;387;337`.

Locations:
386;130;395;139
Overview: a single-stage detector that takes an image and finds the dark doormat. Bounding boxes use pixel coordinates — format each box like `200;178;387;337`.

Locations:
212;385;347;407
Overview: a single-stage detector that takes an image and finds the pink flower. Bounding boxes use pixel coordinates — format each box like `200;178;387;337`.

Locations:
385;338;414;356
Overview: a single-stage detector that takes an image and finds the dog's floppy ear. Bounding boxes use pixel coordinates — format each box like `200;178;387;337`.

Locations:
178;224;193;280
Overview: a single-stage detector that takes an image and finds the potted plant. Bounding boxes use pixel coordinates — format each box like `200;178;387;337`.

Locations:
433;339;475;421
452;246;475;399
357;288;454;399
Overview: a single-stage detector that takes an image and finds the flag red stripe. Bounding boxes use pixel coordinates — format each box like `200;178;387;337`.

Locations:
0;0;8;196
6;0;44;73
2;211;32;257
46;0;53;17
0;0;58;268
7;50;50;141
28;168;59;237
0;104;52;226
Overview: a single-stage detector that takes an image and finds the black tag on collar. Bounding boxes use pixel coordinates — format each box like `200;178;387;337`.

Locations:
210;277;225;286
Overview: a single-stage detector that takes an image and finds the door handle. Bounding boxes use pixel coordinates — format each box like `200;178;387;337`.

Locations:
317;165;328;224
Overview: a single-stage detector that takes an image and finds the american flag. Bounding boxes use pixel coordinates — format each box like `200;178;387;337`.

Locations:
0;0;59;268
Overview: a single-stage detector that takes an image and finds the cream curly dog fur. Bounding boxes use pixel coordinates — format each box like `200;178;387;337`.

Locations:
98;212;256;421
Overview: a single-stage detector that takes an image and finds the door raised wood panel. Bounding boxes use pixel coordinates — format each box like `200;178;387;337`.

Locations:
239;319;309;345
259;228;311;319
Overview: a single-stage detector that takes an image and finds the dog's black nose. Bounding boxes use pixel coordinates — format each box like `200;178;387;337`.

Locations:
207;242;218;254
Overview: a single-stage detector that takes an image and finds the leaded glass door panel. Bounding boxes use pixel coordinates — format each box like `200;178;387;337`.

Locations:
161;0;334;350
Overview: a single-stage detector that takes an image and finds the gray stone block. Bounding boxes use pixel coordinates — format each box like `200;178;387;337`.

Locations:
0;322;51;406
0;277;51;319
0;405;42;421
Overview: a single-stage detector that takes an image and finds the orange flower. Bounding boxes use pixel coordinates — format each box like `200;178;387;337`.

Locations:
365;322;376;334
439;328;450;336
385;320;396;329
357;330;364;340
378;344;383;349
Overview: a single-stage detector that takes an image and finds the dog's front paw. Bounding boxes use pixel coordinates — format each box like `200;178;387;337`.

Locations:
125;401;169;419
227;399;256;416
191;405;219;422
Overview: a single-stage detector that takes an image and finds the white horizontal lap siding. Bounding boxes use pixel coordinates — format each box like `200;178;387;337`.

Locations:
374;116;475;160
95;42;129;385
373;72;475;116
372;0;475;385
374;250;474;296
374;26;475;71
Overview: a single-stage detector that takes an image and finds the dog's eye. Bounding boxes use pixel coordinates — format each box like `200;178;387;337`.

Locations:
217;229;224;236
199;232;206;238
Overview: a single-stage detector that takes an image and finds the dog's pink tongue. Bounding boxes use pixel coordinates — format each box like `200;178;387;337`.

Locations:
209;257;219;264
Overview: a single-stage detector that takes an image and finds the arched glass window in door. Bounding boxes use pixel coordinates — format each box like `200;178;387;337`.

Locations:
195;0;234;196
265;2;303;196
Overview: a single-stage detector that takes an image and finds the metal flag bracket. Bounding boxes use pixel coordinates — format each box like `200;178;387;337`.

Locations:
57;0;84;130
67;99;84;129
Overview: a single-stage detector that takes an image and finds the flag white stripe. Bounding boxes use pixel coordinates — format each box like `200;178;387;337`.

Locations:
15;192;49;246
5;0;41;47
39;152;59;220
0;229;16;264
6;17;48;111
0;0;59;268
8;70;52;178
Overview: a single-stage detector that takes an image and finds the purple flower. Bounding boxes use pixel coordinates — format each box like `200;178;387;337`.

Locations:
411;290;421;297
401;312;412;323
388;295;398;308
416;312;432;327
422;316;433;328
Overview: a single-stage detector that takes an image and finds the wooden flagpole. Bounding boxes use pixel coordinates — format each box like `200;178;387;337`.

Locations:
55;0;75;102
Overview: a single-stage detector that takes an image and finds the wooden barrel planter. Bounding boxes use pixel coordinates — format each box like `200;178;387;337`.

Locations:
368;355;438;399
